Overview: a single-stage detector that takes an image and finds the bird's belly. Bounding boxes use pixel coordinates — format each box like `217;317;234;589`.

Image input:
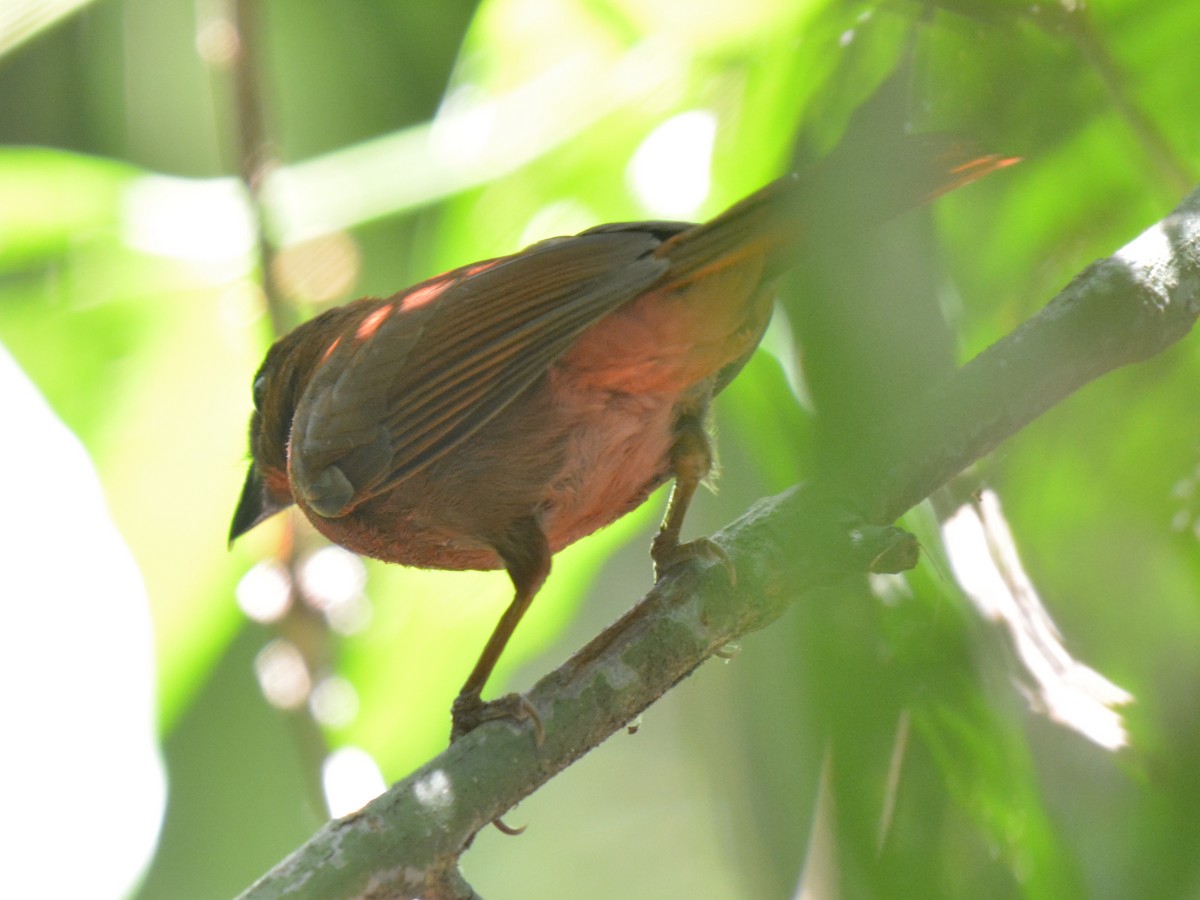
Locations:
539;389;676;553
306;498;508;571
305;379;678;572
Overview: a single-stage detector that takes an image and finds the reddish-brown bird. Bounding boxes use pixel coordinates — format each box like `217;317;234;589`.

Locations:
230;135;1013;741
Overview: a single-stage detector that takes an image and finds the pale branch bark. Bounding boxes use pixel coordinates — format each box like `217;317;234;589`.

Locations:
239;185;1200;900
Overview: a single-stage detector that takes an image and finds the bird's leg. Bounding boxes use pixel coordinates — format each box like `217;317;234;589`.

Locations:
651;415;735;583
450;517;550;745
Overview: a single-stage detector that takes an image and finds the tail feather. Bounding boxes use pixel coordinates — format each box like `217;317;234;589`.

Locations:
657;135;1018;286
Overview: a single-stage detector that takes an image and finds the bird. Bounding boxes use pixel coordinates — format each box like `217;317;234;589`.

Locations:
229;133;1014;743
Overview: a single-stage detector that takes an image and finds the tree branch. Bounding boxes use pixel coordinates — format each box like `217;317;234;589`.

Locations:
858;187;1200;522
238;186;1200;899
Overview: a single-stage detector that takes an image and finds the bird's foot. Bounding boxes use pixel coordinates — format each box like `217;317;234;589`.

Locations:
451;690;542;836
651;534;736;585
450;689;544;746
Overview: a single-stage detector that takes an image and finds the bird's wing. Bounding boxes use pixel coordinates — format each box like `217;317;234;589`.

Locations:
290;227;675;517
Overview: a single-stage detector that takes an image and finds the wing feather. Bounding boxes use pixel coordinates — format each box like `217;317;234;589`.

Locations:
291;228;672;515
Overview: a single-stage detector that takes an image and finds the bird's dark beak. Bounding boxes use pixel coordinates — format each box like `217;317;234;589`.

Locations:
229;466;290;546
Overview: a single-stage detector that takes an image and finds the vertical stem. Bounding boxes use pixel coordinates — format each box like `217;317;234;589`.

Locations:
219;0;333;817
228;0;291;335
1034;2;1193;196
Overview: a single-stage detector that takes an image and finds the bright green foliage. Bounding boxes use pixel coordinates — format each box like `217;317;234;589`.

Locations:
2;0;1200;897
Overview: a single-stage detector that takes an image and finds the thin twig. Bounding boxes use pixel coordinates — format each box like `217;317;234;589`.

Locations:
221;0;332;820
1033;3;1194;197
229;0;291;335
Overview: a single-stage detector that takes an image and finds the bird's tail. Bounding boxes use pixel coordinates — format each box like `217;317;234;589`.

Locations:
656;133;1018;287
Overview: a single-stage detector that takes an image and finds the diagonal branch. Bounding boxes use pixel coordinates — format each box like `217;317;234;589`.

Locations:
238;185;1200;900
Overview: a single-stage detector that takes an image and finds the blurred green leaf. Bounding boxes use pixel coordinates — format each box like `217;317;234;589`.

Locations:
0;148;133;264
4;0;1200;896
0;0;97;58
0;149;263;733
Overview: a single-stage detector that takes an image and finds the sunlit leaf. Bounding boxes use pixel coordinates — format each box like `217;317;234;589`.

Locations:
0;0;97;58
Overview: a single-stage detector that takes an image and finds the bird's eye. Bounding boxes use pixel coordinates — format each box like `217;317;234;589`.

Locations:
252;374;268;410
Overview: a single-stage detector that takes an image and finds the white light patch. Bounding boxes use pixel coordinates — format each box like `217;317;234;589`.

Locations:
627;110;717;218
1115;220;1170;265
298;545;371;635
0;343;165;899
323;746;387;818
413;768;454;811
235;559;292;623
942;490;1133;750
309;675;360;729
1115;220;1174;310
122;174;257;277
429;84;499;174
254;639;311;710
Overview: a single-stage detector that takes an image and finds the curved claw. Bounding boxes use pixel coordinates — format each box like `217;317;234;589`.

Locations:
492;817;527;836
713;641;741;660
451;692;541;837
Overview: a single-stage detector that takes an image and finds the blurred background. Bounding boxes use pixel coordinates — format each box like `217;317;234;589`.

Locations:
2;0;1200;897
